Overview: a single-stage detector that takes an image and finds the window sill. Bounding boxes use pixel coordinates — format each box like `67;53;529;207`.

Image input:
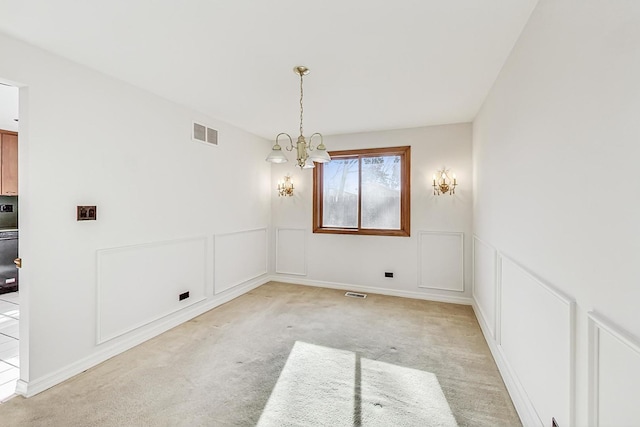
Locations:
312;227;410;237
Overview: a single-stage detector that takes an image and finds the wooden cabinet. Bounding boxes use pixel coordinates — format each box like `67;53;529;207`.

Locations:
0;130;18;196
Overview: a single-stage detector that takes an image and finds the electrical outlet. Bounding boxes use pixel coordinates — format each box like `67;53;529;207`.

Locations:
179;291;189;301
77;205;97;221
385;272;394;278
552;417;559;427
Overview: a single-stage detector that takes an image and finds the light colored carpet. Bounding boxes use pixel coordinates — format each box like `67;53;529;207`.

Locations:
257;341;457;427
0;282;521;426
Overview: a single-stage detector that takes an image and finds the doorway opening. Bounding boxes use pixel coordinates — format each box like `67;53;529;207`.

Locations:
0;82;20;402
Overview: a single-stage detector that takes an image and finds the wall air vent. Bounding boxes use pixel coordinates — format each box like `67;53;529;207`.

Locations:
345;292;367;299
192;122;218;146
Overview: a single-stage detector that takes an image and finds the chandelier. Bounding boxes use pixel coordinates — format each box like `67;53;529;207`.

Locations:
265;66;331;169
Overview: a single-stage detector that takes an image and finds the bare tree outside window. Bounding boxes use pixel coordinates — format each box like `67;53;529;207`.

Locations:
361;155;401;229
322;158;359;228
313;146;410;237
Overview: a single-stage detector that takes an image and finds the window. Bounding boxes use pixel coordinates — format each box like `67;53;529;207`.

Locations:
313;146;410;236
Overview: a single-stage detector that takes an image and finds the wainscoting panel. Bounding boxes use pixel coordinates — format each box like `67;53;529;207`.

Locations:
97;237;208;344
214;228;267;294
499;256;575;427
588;312;640;426
418;231;464;292
276;228;307;276
472;236;497;338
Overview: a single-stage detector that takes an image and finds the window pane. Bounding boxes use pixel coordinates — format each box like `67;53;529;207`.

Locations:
322;158;359;228
361;155;401;229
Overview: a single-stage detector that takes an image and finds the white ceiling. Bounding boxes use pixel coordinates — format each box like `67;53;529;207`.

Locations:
0;0;538;139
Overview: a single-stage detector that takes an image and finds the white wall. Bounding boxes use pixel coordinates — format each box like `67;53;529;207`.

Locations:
0;32;272;395
271;123;473;303
472;0;640;425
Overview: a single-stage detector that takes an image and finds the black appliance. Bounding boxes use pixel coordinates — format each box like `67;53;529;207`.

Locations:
0;196;18;229
0;230;18;294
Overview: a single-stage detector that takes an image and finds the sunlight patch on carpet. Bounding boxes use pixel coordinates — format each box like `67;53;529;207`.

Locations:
257;341;458;427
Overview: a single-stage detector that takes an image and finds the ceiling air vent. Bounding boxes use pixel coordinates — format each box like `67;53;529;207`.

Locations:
192;122;218;146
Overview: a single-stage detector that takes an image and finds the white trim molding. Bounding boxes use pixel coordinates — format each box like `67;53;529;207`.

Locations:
96;236;208;344
474;251;576;427
588;311;640;427
417;231;464;292
275;227;307;276
495;254;503;345
472;302;541;427
471;235;497;340
499;253;576;427
213;227;268;294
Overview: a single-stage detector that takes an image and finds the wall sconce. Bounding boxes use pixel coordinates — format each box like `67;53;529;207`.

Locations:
278;175;294;197
433;168;457;195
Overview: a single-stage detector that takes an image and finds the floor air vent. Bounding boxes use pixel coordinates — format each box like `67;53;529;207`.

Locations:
345;292;367;299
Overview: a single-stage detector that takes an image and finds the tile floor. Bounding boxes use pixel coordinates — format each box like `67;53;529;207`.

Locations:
0;291;19;402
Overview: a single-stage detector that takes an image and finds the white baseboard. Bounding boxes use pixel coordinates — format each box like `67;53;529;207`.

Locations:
20;275;270;398
14;380;27;396
472;299;542;427
271;275;473;305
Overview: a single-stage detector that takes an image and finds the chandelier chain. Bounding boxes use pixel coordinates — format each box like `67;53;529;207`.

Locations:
265;66;331;169
299;72;304;136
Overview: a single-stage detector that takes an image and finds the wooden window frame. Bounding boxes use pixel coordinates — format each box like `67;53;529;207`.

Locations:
313;146;410;237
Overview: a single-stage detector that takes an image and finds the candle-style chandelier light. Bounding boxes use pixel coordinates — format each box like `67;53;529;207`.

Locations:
433;168;457;195
277;175;294;197
265;66;331;169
